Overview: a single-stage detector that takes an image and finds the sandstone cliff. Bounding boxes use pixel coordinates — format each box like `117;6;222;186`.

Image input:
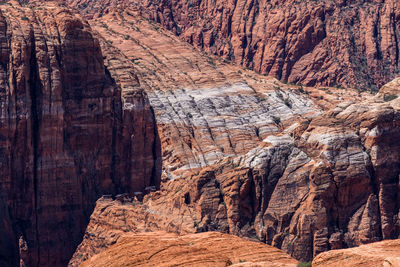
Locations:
0;1;159;266
68;0;400;90
80;231;298;267
88;8;371;183
137;83;400;262
71;198;298;267
68;7;400;264
2;0;399;265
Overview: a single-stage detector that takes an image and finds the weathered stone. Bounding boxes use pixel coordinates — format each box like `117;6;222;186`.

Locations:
313;239;400;267
0;2;159;266
79;231;299;267
68;7;400;263
68;0;400;89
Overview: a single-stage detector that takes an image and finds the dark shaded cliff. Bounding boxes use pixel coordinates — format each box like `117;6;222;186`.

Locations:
0;1;160;266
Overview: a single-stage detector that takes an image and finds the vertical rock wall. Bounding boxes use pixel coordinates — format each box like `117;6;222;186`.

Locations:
0;2;159;266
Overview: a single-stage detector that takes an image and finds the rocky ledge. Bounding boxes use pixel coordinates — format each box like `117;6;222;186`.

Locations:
313;239;400;267
71;198;298;267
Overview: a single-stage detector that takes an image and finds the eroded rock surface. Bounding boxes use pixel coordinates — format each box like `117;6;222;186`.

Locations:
68;7;400;264
88;9;370;182
74;222;298;267
144;88;400;262
69;0;400;89
313;239;400;267
0;1;159;266
3;1;398;265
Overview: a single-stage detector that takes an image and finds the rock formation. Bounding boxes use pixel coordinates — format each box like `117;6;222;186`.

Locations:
69;200;298;267
68;0;400;90
69;196;197;266
135;84;399;262
1;0;399;266
88;8;370;183
79;231;298;267
0;1;159;266
313;239;400;267
66;7;400;264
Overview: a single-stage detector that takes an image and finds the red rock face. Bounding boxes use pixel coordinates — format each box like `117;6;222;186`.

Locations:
78;230;299;267
107;92;399;262
3;1;398;265
61;8;399;263
0;2;159;266
67;0;400;90
57;6;400;263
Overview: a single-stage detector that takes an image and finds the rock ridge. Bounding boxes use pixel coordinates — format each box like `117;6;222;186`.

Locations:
68;0;400;90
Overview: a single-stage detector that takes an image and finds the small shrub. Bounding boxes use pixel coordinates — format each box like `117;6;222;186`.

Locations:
276;91;284;100
383;94;398;102
284;98;292;108
257;94;266;102
284;230;290;237
124;35;130;40
21;16;28;21
298;262;312;267
207;57;216;66
272;116;281;125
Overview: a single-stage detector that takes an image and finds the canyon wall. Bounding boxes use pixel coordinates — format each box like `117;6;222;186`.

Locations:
69;0;400;90
0;1;159;266
68;8;400;264
1;0;398;265
82;84;398;263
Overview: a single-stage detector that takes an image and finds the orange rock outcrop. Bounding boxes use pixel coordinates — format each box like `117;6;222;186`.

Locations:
79;230;298;267
313;239;400;267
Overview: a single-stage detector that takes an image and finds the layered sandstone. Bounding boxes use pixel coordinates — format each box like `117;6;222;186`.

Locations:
0;0;398;265
313;239;400;267
69;196;198;266
0;1;158;266
68;0;400;90
142;87;400;262
80;232;298;267
66;7;400;264
72;207;298;267
88;8;370;183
